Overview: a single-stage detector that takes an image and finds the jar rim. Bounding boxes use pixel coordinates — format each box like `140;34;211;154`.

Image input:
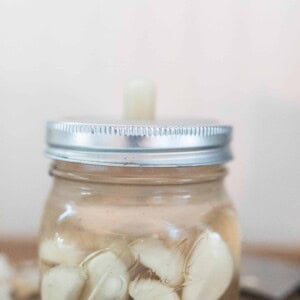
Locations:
46;119;233;167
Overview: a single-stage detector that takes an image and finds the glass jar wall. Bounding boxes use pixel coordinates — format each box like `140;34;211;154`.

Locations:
39;161;240;300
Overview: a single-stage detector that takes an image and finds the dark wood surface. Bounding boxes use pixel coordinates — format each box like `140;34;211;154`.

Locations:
241;295;300;300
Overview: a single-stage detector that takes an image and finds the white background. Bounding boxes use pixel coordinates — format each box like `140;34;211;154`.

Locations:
0;0;299;245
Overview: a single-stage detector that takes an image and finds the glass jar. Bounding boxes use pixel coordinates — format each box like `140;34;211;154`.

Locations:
39;120;240;300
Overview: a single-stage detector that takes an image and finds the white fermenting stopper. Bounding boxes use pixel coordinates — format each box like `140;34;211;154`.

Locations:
124;78;156;120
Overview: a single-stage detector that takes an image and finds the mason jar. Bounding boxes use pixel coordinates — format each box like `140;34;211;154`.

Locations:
39;120;240;300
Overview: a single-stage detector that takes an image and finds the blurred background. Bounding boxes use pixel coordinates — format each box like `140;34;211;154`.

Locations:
0;0;299;246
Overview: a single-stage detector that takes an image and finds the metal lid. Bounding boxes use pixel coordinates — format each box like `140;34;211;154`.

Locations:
46;119;232;167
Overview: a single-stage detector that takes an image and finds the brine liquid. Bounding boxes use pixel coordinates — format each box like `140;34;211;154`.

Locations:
39;196;239;300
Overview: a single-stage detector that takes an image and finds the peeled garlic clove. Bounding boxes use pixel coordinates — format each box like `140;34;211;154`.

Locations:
107;240;136;269
131;238;184;286
0;254;14;282
129;278;179;300
0;281;12;300
84;251;129;300
205;207;241;269
0;255;13;300
41;265;86;300
13;262;39;300
0;283;12;300
182;230;234;300
39;238;83;266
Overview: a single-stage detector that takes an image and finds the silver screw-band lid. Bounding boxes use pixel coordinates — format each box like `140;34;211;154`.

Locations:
46;119;232;167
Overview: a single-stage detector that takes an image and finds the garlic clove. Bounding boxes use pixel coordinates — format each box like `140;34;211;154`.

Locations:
131;238;184;287
0;254;13;300
106;240;136;270
129;278;179;300
13;262;39;299
182;230;234;300
205;207;241;269
0;254;14;283
83;251;129;300
41;265;86;300
0;283;12;300
39;238;84;266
